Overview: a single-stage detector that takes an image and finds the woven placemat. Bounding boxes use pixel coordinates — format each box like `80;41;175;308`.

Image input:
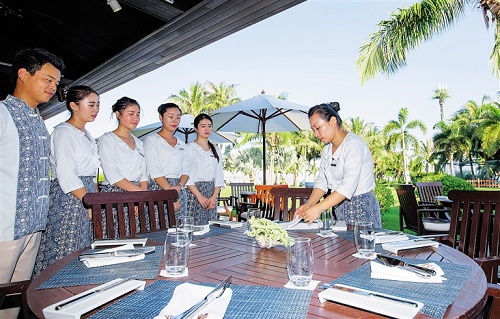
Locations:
89;280;312;319
37;246;163;290
137;226;236;244
328;258;472;319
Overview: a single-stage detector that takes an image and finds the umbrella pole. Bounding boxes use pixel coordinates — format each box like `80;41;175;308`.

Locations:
262;126;266;184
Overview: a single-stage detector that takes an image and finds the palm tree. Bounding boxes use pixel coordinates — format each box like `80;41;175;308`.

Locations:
432;120;468;176
356;0;500;82
383;107;427;183
205;81;241;112
343;117;374;137
168;82;210;115
420;139;435;173
477;101;500;157
432;85;451;122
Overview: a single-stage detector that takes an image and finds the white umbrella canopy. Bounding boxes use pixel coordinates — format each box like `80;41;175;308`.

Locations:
132;114;238;144
211;93;311;184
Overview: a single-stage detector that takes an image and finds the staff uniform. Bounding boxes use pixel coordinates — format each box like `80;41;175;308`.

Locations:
314;132;381;227
33;123;100;276
144;134;188;217
98;132;149;237
184;142;224;225
0;96;50;310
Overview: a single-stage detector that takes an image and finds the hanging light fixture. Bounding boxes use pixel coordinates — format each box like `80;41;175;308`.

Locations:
107;0;122;12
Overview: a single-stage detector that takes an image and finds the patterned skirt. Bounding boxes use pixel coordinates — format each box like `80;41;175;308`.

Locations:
334;190;382;228
33;176;95;276
148;177;187;219
186;180;217;225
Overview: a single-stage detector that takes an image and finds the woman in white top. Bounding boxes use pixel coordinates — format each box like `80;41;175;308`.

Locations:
294;102;381;227
144;103;188;217
184;113;224;225
34;85;101;276
97;97;149;237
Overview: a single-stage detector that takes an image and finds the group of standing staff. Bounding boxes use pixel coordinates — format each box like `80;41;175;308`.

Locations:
0;47;381;319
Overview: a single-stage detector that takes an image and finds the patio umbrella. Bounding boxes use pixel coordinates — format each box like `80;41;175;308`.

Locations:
132;114;238;144
211;92;310;184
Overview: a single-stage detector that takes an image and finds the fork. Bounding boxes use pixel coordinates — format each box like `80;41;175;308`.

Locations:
170;279;231;319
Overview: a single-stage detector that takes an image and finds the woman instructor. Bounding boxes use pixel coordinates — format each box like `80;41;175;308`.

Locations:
294;102;381;228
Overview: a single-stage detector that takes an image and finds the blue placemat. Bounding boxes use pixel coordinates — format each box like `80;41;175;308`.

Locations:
89;280;312;319
37;246;163;290
327;258;472;319
137;226;236;243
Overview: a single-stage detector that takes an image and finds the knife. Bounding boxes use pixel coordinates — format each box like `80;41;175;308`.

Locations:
55;278;133;310
78;247;155;260
172;275;232;319
330;284;420;308
376;254;437;277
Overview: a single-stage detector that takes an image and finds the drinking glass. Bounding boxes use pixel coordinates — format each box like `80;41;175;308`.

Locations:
317;209;336;236
163;231;189;274
246;208;261;232
354;221;375;257
176;216;195;245
286;237;314;286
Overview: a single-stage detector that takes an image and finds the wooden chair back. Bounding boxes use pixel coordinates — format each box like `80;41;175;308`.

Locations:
271;187;312;221
0;280;31;319
83;190;178;239
229;182;255;208
447;190;500;283
254;184;288;219
414;182;444;206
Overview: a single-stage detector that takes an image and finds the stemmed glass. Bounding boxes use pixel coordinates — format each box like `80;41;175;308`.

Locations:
176;216;195;247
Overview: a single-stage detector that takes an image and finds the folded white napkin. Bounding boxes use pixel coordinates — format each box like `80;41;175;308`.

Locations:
153;283;232;319
382;239;439;254
375;234;409;244
280;221;318;230
371;261;446;283
284;280;320;290
82;244;145;268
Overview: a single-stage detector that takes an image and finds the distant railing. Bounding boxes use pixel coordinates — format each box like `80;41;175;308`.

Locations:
466;179;500;188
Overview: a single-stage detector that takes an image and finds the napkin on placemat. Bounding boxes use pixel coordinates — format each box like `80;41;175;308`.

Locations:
382;239;439;254
153;283;232;319
81;244;145;268
375;234;409;244
371;261;446;283
318;232;338;238
194;224;210;236
281;221;318;231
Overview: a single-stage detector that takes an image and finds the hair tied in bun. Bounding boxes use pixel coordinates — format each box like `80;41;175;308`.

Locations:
328;102;340;112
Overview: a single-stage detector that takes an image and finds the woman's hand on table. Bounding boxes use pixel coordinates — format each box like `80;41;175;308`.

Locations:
296;204;321;224
294;203;311;220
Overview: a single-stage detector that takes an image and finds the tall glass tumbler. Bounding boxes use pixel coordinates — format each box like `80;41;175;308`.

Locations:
354;221;375;257
176;216;195;245
164;232;189;274
286;237;314;286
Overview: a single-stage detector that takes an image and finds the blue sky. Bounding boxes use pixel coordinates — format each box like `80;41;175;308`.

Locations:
45;0;499;141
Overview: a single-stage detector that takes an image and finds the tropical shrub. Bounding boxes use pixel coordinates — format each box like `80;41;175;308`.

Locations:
374;183;394;215
419;174;475;195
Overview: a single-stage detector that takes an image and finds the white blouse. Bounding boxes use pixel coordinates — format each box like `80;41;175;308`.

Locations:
185;142;224;187
98;132;148;186
50;122;100;194
314;132;375;199
144;134;188;179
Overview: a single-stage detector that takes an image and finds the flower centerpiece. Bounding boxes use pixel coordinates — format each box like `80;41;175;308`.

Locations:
246;217;294;248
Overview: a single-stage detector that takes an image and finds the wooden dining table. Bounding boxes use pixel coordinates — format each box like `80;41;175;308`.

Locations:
28;228;488;319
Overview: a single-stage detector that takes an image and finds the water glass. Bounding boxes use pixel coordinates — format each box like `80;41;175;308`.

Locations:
164;232;189;274
318;209;336;236
286;237;314;286
176;216;194;245
246;208;261;231
354;221;375;257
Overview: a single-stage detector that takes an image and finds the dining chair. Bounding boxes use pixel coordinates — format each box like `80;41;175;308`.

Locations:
83;189;178;239
271;187;312;221
445;190;500;284
394;184;451;236
228;182;255;216
0;280;31;319
216;196;234;221
252;184;289;220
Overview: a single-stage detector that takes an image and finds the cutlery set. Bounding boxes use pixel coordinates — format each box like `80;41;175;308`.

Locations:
376;254;437;278
78;247;155;260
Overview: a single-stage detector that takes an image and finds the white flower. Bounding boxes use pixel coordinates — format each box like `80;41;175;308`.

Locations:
247;217;293;248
